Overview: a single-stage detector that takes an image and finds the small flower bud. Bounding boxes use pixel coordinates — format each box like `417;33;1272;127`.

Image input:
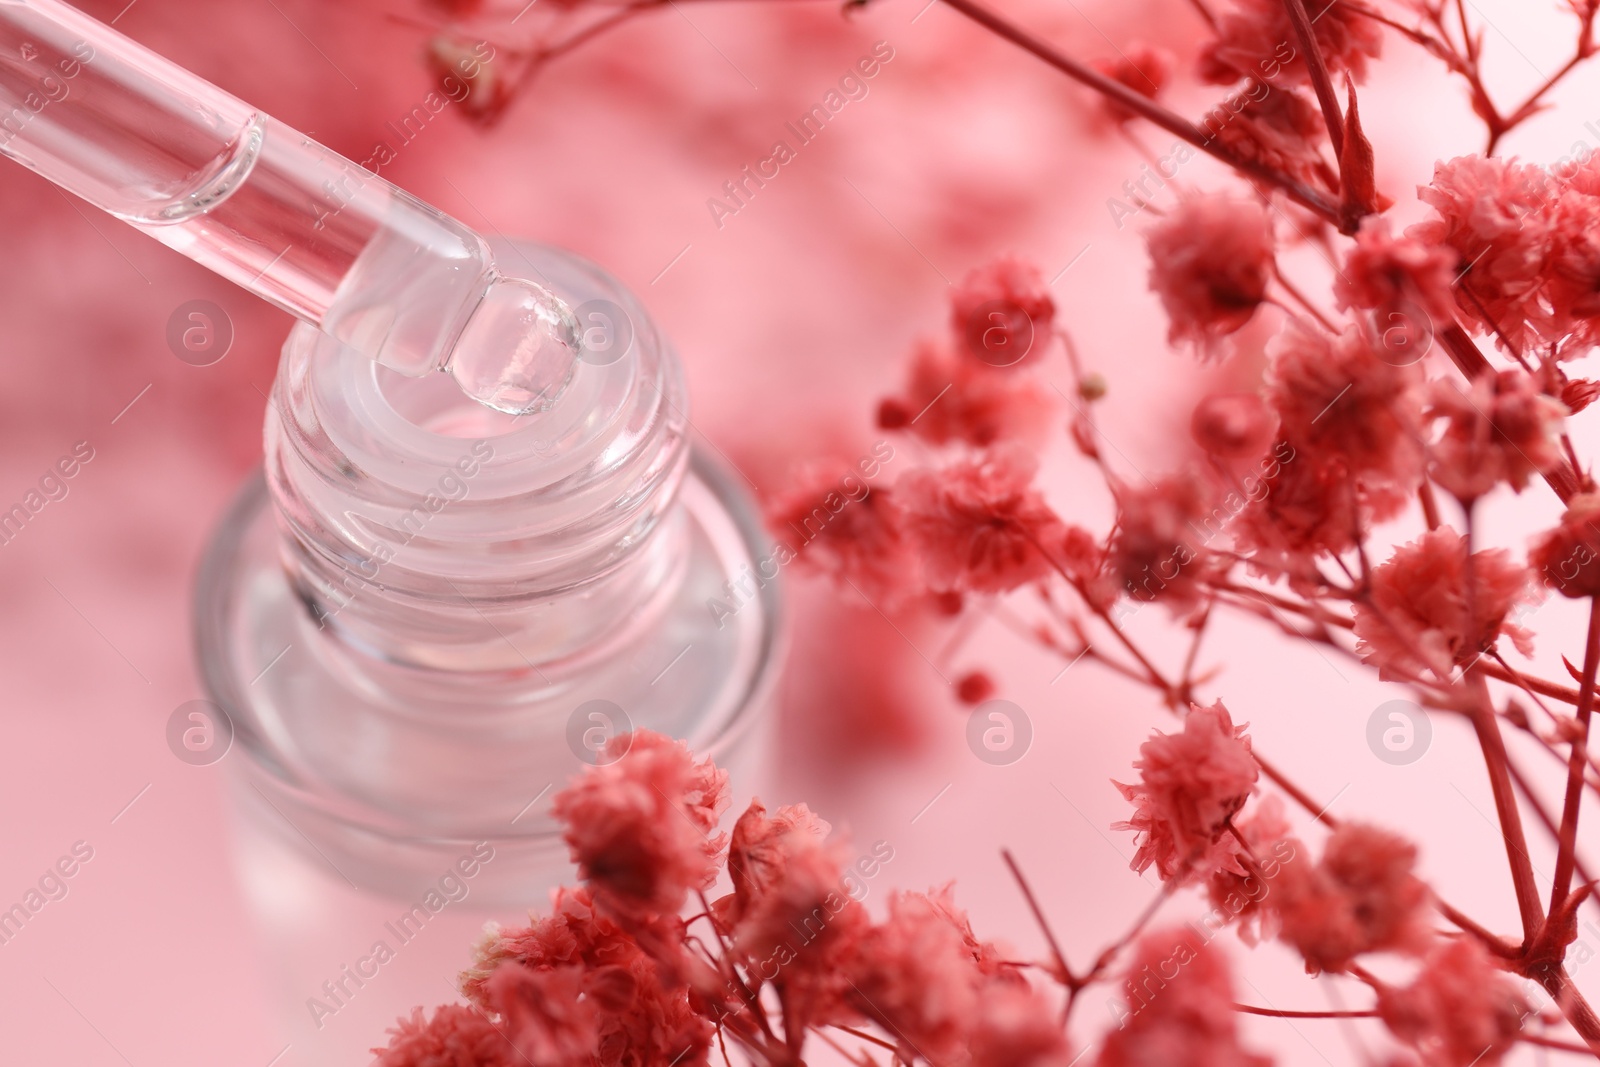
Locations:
956;671;997;705
1562;377;1600;415
1190;393;1276;459
877;398;913;430
1070;418;1100;459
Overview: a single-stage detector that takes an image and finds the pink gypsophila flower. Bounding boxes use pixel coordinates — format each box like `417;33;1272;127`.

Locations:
1531;492;1600;597
1097;927;1272;1067
877;338;1058;449
1060;523;1120;611
1206;795;1296;945
968;981;1074;1067
1200;0;1381;87
1232;465;1338;575
1413;156;1554;355
1271;823;1431;973
715;800;870;1034
1146;196;1275;351
1545;153;1600;351
373;1004;521;1067
918;882;1022;983
766;457;918;608
847;887;1012;1064
1335;218;1458;332
1267;324;1425;494
720;799;833;928
1090;44;1174;124
484;963;599;1067
897;444;1066;595
552;731;729;918
1109;475;1219;613
428;35;514;122
949;255;1056;367
1378;939;1527;1067
1114;701;1260;884
464;902;561;1005
1191;392;1278;460
1233;441;1372;581
1426;371;1567;501
462;885;642;1005
1352;527;1534;682
460;885;713;1067
1206;87;1329;193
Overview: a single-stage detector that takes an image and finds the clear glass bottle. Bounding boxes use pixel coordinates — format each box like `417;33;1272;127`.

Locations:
194;240;781;907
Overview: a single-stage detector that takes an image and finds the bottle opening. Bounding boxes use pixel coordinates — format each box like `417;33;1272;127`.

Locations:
374;364;527;440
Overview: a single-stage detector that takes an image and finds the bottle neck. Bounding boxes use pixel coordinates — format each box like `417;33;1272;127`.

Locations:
263;243;690;677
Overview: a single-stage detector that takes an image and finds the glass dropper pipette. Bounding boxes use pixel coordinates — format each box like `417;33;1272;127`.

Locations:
0;0;580;415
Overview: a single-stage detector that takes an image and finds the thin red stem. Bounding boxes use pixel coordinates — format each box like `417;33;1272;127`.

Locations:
1185;0;1218;29
1070;880;1179;1019
1273;264;1339;332
1233;1004;1376;1019
931;0;1344;225
1502;740;1600;907
1001;849;1074;987
1531;966;1600;1055
1551;598;1600;915
1487;5;1598;153
1472;660;1579;706
1419;480;1442;530
1279;0;1345;157
826;1025;899;1053
1464;668;1546;943
1254;751;1340;828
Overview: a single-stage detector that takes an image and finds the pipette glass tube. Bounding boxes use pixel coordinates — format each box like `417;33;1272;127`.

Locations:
0;0;579;415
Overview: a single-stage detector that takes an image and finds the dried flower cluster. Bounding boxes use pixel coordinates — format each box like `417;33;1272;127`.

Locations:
377;732;1069;1067
380;0;1600;1062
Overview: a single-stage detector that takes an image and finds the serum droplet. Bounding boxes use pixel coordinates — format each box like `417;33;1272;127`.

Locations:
445;275;582;415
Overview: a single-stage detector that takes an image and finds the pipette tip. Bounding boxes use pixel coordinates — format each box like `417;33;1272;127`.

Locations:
445;275;583;416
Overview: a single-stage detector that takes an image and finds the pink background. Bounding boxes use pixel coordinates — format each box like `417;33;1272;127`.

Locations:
1;0;1598;1062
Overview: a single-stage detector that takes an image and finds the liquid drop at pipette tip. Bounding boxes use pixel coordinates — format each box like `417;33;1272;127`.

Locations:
445;275;584;416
